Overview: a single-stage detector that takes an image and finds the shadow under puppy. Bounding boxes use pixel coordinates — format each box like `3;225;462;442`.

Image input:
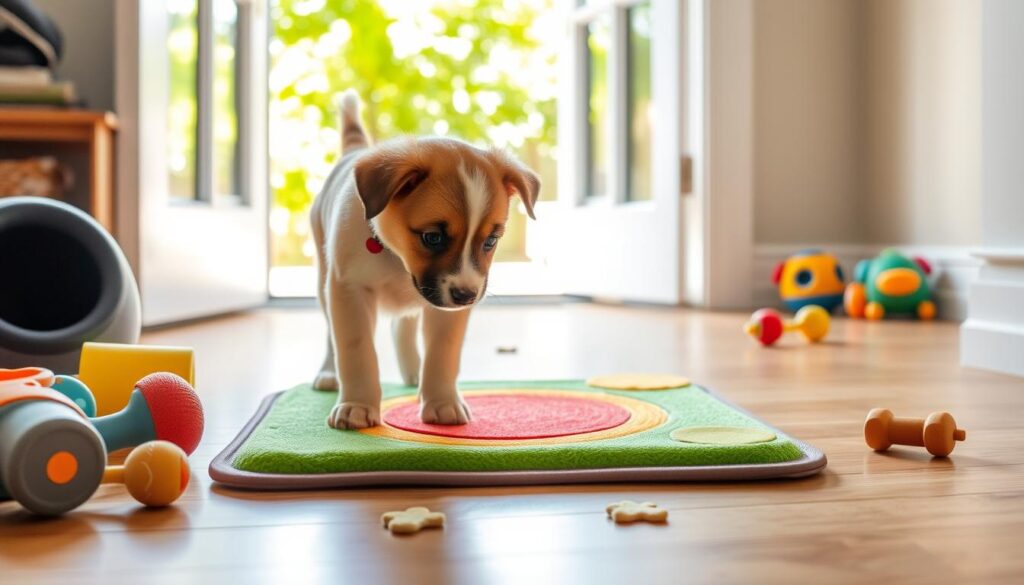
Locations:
310;91;540;430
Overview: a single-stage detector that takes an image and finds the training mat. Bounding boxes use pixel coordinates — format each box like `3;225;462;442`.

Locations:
210;380;826;488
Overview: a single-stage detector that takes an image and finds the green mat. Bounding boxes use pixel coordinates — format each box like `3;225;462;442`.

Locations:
209;381;827;488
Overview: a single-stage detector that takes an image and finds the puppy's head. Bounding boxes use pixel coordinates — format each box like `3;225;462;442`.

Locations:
354;137;540;310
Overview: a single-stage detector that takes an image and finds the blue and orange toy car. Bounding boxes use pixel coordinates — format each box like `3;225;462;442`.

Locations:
772;249;845;312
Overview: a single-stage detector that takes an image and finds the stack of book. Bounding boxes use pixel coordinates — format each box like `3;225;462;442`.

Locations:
0;66;76;106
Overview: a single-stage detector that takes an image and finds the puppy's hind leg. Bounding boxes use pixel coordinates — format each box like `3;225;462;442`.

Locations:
314;332;338;391
392;312;421;387
312;219;338;391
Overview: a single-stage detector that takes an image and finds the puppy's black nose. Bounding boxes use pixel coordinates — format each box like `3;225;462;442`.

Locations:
450;287;477;305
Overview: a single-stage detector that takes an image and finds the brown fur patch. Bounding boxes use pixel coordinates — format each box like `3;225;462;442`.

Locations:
361;138;535;306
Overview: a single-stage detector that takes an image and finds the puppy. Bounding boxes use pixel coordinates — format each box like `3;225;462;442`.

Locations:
310;91;540;429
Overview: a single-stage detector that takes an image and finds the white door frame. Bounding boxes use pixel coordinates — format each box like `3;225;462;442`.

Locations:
553;0;754;308
116;0;269;325
685;0;755;309
550;0;686;304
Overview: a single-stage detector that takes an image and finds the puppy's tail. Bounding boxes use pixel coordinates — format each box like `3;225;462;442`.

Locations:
338;89;369;155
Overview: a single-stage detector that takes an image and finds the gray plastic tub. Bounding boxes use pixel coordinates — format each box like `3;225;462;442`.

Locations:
0;197;140;373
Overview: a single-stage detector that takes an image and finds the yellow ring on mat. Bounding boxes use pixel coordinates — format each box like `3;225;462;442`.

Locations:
360;389;667;446
670;426;776;445
586;373;691;391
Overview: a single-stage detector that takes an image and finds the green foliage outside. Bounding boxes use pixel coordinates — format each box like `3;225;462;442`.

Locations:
270;0;559;267
166;0;241;199
167;0;198;199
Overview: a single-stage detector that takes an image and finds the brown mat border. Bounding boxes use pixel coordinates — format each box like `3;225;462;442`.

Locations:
209;387;827;489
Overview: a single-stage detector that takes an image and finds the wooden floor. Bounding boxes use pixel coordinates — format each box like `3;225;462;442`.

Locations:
2;303;1023;584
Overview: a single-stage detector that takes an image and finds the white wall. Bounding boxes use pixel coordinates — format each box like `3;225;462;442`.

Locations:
753;0;865;245
34;0;117;111
863;0;981;246
960;0;1024;377
752;0;981;248
979;0;1024;251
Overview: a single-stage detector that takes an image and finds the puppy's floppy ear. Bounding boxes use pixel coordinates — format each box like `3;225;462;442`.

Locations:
353;143;427;220
490;150;541;220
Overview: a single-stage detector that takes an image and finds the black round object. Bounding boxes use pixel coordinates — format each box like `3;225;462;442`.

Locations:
0;198;124;355
0;225;102;331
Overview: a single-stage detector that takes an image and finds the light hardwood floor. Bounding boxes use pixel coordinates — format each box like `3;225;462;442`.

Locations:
2;303;1023;584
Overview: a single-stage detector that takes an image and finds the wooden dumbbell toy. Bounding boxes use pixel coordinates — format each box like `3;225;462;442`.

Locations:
744;305;830;346
864;408;966;457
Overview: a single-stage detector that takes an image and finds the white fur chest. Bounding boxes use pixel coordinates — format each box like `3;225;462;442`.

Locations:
320;171;424;316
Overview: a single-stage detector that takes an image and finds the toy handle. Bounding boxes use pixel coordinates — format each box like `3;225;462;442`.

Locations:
89;390;157;452
102;466;125;484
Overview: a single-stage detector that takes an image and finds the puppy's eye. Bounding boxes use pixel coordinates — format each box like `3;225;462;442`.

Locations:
483;235;499;252
421;231;446;251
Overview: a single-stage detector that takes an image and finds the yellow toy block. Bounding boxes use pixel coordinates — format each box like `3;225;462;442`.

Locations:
77;343;195;415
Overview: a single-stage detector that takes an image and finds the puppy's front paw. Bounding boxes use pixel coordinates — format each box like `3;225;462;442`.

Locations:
420;397;472;425
313;370;339;391
327;401;381;429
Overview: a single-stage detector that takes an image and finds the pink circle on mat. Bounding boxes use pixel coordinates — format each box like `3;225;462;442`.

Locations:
383;394;632;440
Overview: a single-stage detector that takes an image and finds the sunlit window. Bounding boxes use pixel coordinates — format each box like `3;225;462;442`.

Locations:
268;0;560;290
166;0;243;202
626;1;652;202
213;0;240;198
167;0;199;201
584;16;609;199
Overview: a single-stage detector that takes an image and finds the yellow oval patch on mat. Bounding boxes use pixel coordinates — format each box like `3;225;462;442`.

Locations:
670;426;776;445
586;373;690;391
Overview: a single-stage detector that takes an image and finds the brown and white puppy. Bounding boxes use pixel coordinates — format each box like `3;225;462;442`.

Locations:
310;91;540;429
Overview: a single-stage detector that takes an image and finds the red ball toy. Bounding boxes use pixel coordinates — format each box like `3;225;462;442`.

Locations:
136;373;205;455
89;372;205;455
744;308;784;346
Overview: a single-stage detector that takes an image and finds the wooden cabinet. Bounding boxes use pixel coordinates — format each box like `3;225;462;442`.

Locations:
0;108;118;234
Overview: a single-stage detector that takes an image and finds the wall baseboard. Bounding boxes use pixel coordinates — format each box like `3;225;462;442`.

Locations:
960;248;1024;377
754;243;980;321
961;320;1024;377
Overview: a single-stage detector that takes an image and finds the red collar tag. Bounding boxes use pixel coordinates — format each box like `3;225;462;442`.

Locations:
365;237;384;254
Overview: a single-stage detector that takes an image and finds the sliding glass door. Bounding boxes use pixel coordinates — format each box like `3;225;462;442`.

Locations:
551;0;688;303
120;0;268;325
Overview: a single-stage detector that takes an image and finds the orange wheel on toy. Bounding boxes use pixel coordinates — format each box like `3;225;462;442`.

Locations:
917;300;936;320
360;390;667;446
844;283;866;318
865;302;885;320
